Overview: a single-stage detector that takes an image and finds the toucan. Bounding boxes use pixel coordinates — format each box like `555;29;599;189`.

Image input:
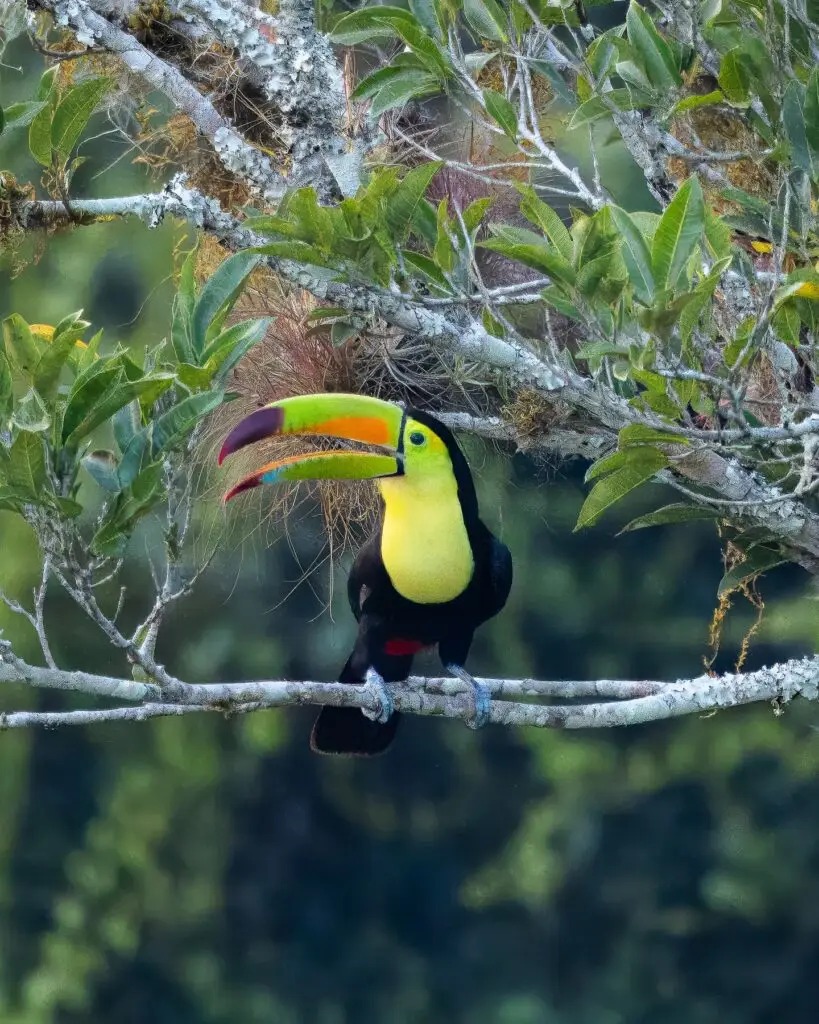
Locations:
218;393;513;756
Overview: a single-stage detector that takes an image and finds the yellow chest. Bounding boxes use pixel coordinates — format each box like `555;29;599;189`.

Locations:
379;481;474;605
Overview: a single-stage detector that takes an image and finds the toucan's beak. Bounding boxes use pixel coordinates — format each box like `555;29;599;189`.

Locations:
219;393;405;502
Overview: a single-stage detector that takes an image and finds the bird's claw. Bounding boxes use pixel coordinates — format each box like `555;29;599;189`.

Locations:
446;664;491;730
361;667;394;724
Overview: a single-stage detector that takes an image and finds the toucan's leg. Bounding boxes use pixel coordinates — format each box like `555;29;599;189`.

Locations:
361;667;395;724
445;663;491;730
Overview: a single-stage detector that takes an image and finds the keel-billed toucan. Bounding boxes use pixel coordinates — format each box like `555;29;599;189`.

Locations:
218;394;513;756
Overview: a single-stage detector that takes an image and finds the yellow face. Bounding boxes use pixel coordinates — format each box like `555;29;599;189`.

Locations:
402;417;452;475
373;417;454;501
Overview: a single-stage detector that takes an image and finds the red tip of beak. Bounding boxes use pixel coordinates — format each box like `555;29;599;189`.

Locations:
218;407;286;465
223;476;262;503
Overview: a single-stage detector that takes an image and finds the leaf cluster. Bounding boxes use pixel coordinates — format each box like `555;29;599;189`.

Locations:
0;252;269;557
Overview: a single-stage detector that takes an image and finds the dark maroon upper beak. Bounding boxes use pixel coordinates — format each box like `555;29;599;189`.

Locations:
218;406;286;465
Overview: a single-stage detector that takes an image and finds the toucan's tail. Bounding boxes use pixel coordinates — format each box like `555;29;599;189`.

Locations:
310;707;400;756
309;655;402;756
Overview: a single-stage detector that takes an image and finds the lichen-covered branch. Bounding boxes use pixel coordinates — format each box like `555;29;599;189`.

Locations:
1;640;817;731
33;0;285;200
12;183;819;573
178;0;358;195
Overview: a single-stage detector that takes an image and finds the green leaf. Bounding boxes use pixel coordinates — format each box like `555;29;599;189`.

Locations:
465;50;498;75
33;329;82;400
330;9;404;44
516;186;573;261
540;286;583;321
479;238;576;284
575;340;630;361
251;240;334;266
374;13;450;79
28;102;52;166
11;389;50;433
202;317;271;380
61;361;122;443
781;81;817;181
306;307;349;323
0;350;12;425
83;450;121;493
618;503;722;533
434;199;456;272
352;64;418;101
385;162;442;244
171;246;198;365
0;488;37;514
667;90;724;118
463;0;508;41
483;89;517;136
610;205;655;303
704;208;733;262
63;368;175;448
369;70;441;116
6;431;47;497
575;447;667;530
481;306;505;337
117;430;150;488
113;401;140;453
718;49;750;107
51;78;110;159
625;1;681;90
403;250;450;288
461;197;494;236
805;68;819;178
91;462;166;555
1;101;47;130
575;251;618;297
2;315;41;380
651;176;704;292
191;252;261;358
36;66;59;102
618;424;687;447
410;0;444;38
717;547;784;596
530;59;573;103
568;89;649;128
151;391;223;456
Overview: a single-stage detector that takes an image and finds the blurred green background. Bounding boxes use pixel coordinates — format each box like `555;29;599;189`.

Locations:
4;30;819;1024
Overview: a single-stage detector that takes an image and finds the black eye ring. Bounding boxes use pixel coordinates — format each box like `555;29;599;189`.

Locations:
409;430;426;447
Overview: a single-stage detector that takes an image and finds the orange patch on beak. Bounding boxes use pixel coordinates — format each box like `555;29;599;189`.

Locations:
300;416;394;446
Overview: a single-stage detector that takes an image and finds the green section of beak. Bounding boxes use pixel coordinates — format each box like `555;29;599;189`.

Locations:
224;451;400;502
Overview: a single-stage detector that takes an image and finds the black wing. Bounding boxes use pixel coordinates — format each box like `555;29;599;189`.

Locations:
486;534;513;618
346;533;386;621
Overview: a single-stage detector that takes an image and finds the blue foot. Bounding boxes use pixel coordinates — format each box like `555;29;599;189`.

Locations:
446;664;491;729
361;667;395;724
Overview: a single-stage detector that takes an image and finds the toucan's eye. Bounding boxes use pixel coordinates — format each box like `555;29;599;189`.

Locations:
409;430;426;447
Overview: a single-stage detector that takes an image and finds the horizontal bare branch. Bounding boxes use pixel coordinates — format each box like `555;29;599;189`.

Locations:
2;640;817;732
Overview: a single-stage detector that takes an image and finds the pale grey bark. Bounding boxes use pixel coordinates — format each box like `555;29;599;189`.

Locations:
2;642;817;731
36;0;286;199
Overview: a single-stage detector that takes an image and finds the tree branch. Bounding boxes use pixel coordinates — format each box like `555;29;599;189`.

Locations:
1;641;817;731
178;0;359;196
35;0;285;200
13;182;819;572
